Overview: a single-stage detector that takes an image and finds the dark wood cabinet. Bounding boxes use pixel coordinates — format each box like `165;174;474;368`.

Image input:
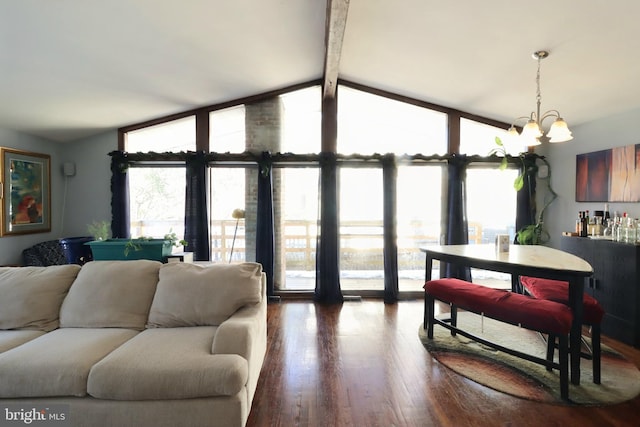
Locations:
560;236;640;348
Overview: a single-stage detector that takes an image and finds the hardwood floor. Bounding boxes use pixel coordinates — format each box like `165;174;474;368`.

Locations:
246;299;640;427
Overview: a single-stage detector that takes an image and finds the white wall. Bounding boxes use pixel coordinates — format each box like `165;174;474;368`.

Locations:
59;130;117;236
541;107;640;249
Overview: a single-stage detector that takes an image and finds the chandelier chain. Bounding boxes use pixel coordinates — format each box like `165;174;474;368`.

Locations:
535;55;542;118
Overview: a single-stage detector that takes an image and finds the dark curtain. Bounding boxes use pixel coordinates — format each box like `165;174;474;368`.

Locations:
515;154;538;241
382;154;399;303
315;152;343;304
442;155;472;281
256;152;275;298
184;151;210;261
109;151;130;239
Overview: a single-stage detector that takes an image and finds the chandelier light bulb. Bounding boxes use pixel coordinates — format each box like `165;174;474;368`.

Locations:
547;118;573;143
521;119;543;139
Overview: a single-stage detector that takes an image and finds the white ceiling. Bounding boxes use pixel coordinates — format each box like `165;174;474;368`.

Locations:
2;0;640;142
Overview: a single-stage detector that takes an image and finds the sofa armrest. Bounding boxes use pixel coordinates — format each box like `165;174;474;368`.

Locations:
212;273;267;405
212;273;267;360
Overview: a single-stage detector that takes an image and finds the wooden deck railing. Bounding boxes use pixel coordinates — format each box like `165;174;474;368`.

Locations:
130;219;484;269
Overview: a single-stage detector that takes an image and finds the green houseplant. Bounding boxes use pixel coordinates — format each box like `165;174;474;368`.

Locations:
87;220;110;241
490;137;557;245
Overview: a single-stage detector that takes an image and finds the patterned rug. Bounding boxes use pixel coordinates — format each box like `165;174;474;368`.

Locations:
419;312;640;405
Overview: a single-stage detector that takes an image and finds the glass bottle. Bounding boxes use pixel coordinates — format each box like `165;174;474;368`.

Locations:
618;212;628;242
625;217;636;243
612;212;621;242
592;216;603;237
603;218;613;239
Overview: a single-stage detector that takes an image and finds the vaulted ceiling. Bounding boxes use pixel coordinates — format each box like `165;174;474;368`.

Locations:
2;1;640;142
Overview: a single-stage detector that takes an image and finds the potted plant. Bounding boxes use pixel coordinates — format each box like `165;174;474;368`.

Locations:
490;137;557;245
87;220;110;241
86;226;187;262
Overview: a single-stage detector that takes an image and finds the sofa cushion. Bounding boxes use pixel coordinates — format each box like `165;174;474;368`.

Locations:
88;327;248;400
0;264;81;331
147;262;262;328
0;328;138;398
60;260;161;330
0;330;46;353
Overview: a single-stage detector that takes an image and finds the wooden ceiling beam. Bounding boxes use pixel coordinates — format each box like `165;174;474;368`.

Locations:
323;0;349;99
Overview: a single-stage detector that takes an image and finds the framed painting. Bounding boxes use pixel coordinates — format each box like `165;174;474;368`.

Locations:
576;143;640;202
0;147;51;236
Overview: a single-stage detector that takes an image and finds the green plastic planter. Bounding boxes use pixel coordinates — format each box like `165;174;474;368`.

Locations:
86;239;173;262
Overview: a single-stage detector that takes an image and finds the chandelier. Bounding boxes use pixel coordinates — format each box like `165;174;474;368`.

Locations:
507;50;573;146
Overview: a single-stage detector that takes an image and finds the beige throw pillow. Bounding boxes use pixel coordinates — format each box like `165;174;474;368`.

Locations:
60;260;161;330
0;265;81;331
147;262;263;328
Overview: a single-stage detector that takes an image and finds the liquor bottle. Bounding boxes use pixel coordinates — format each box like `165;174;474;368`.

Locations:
580;211;588;237
604;203;610;221
576;212;582;234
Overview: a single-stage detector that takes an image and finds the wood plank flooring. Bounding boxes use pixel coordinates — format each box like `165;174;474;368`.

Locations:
246;299;640;427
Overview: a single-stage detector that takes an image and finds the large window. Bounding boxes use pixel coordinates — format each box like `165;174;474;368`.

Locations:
209;106;245;153
277;167;319;290
339;168;384;291
126;116;195;152
459;118;526;156
460;119;519;288
126;117;194;241
209;167;255;263
128;167;185;241
397;165;443;290
281;87;321;153
119;83;523;298
337;86;448;155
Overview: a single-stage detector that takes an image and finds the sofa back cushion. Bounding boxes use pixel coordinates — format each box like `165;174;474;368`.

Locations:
147;262;263;328
0;265;81;331
60;260;161;330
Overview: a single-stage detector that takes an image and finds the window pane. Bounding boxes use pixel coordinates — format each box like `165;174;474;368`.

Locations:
460;118;526;156
128;167;186;241
278;168;319;290
281;86;321;153
126;116;195;152
337;86;447;155
397;165;443;290
209;106;246;153
209;167;257;263
339;168;384;291
466;166;518;288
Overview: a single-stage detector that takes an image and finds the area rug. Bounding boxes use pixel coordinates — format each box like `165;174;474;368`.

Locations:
418;312;640;405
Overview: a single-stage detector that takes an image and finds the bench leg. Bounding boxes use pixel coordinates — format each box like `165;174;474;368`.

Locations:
450;304;457;337
592;324;601;384
558;335;569;401
425;294;435;339
546;335;556;372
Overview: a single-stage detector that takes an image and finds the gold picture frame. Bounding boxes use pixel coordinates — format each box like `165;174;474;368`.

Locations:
0;147;51;236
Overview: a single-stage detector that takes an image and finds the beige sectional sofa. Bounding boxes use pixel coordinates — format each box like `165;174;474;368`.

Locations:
0;260;267;427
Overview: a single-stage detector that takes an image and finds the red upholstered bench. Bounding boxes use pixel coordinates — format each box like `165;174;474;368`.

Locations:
520;276;604;384
423;278;574;400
